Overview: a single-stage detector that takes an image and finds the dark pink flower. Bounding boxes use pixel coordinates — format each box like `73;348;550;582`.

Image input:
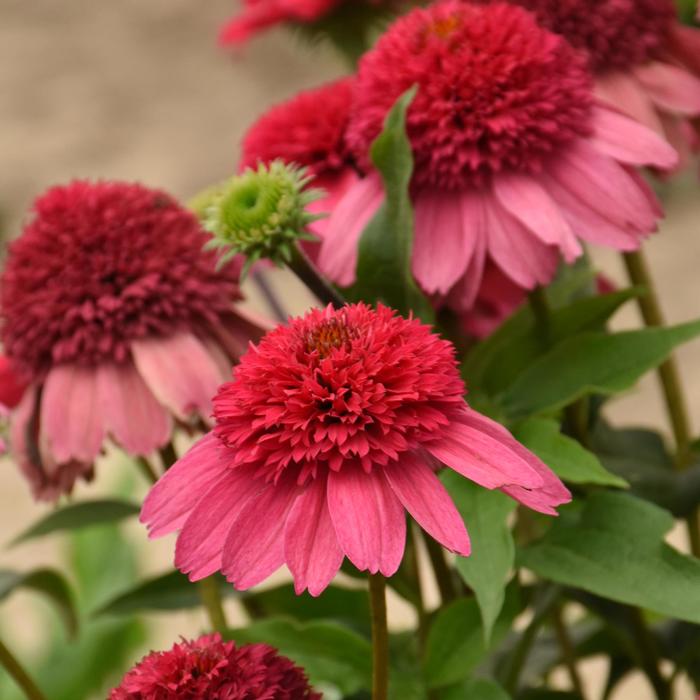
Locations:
501;0;700;170
240;77;360;244
0;355;27;410
142;304;569;596
318;2;676;314
110;633;320;700
0;180;270;500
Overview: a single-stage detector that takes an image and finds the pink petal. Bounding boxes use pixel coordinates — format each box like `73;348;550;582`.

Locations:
221;476;300;590
590;105;678;169
552;140;660;234
595;72;664;134
412;189;475;294
458;409;571;515
175;465;264;580
140;433;231;537
493;173;582;262
426;419;544;491
40;364;105;464
317;173;385;287
384;452;470;556
212;309;273;361
284;475;344;596
633;61;700;115
96;361;171;455
445;229;487;312
131;333;223;421
485;192;559;289
327;466;406;576
307;170;361;240
668;25;700;75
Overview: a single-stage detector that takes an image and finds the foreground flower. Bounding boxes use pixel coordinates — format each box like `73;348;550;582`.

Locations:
142;304;570;596
110;633;320;699
240;78;360;245
0;180;269;500
318;2;677;313
503;0;700;169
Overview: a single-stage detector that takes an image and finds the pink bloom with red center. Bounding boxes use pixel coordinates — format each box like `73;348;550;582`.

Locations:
240;77;360;245
110;633;320;700
0;180;270;501
142;303;570;596
501;0;700;170
318;2;677;314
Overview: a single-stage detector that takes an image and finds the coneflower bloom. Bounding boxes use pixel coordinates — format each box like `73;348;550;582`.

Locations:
240;78;359;244
318;2;677;314
504;0;700;169
110;634;320;700
0;355;26;411
0;180;269;501
142;304;570;596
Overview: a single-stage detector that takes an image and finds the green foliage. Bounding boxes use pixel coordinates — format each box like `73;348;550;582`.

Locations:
349;86;434;321
9;499;140;546
443;679;511;700
442;471;516;643
519;492;700;623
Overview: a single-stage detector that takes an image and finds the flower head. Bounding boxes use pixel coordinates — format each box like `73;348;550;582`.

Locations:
204;161;321;270
319;1;676;314
0;355;26;410
110;633;320;700
142;304;570;596
1;180;269;500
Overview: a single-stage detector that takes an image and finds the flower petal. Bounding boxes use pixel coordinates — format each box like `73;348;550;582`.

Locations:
284;475;344;596
140;433;231;537
595;71;664;134
327;466;406;577
633;61;700;115
384;452;470;556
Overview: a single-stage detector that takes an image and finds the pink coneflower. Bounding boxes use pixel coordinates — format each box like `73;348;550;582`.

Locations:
110;633;320;700
142;304;570;596
240;77;360;243
504;0;700;169
0;355;26;410
318;2;677;314
0;180;269;501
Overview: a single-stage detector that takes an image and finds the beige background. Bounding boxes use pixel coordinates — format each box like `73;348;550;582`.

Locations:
1;1;699;698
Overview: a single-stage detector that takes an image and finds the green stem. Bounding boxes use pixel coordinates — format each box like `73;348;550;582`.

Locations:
288;244;346;309
159;443;178;471
0;638;46;700
551;605;586;699
528;285;551;344
406;525;428;654
627;607;672;700
135;456;159;484
198;576;228;635
623;250;699;556
368;574;390;700
422;532;458;604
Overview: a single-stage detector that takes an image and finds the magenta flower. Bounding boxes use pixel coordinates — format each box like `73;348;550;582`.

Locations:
506;0;700;170
0;355;26;411
142;304;570;596
240;77;360;246
0;180;269;500
110;633;320;699
318;2;677;314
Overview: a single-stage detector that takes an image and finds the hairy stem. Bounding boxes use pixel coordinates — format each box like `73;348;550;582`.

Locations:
628;607;672;700
0;638;46;700
198;576;228;635
135;456;159;484
288;244;346;309
368;574;390;700
422;532;458;605
552;605;586;698
406;525;429;654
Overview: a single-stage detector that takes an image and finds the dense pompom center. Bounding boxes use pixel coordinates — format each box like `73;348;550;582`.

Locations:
347;1;594;190
512;0;676;72
213;304;466;482
1;181;240;373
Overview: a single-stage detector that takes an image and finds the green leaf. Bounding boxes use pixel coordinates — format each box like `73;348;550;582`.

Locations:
502;319;700;419
350;86;433;321
442;471;516;643
514;418;628;487
464;287;639;396
9;499;140;546
230;618;372;695
424;582;520;688
0;568;78;639
93;570;233;616
519;491;700;623
442;678;511;700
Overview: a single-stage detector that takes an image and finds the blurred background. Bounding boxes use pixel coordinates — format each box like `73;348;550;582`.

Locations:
0;1;698;697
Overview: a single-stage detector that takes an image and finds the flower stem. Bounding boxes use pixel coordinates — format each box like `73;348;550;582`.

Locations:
135;456;159;484
622;250;699;556
627;606;672;700
406;525;428;653
528;285;552;344
422;532;458;604
368;574;390;700
551;604;586;698
251;268;288;322
0;638;46;700
197;576;228;635
288;244;346;309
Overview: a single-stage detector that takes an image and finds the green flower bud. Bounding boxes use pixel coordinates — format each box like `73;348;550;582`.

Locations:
203;160;322;274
